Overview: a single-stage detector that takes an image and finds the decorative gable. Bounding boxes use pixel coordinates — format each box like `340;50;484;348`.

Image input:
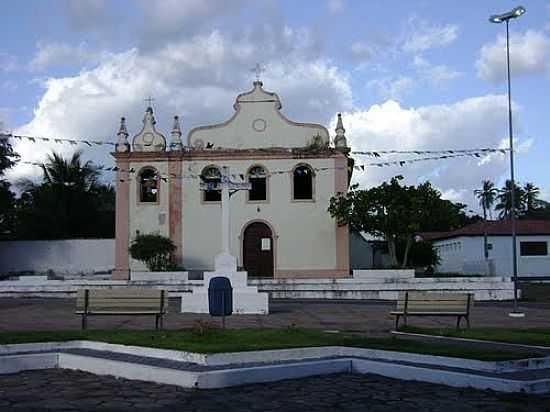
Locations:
188;81;330;150
132;107;167;152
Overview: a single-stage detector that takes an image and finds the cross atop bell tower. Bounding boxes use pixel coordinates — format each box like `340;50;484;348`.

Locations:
250;63;266;82
144;96;155;108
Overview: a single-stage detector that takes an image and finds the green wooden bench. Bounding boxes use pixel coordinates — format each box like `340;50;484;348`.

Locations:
76;288;168;330
391;291;473;330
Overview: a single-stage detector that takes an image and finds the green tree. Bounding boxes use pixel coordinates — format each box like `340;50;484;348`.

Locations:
522;182;540;215
329;176;464;268
0;138;19;237
495;180;525;220
474;180;498;259
474;180;497;221
16;151;114;239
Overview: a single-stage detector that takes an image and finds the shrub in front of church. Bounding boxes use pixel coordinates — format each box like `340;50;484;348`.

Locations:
129;233;176;271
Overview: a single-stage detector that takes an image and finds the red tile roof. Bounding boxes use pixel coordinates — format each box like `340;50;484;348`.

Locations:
419;220;550;241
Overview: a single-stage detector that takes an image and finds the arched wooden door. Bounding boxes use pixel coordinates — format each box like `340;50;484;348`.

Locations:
243;222;274;278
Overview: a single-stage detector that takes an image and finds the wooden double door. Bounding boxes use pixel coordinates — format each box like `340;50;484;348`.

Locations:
243;222;274;278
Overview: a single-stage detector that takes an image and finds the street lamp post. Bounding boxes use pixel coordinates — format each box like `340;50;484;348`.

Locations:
489;5;526;317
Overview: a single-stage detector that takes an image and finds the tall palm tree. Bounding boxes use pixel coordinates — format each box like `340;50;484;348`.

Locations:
495;180;525;220
474;180;498;220
40;151;99;191
474;180;498;259
523;182;540;215
16;151;107;239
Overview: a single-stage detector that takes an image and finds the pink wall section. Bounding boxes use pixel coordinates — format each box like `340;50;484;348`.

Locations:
113;158;130;280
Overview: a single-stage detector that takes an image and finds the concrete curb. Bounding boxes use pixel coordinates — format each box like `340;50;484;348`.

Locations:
391;331;550;363
2;341;550;393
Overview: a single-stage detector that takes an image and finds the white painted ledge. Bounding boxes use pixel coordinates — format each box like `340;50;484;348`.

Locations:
2;340;550;393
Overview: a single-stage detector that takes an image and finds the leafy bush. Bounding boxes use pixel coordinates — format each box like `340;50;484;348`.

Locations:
129;233;176;271
397;240;440;268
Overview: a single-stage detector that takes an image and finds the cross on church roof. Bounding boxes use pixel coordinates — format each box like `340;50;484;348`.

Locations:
144;96;155;107
250;63;266;82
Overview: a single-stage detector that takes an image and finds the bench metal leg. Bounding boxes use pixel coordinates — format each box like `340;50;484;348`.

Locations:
456;316;461;330
155;315;159;331
394;315;400;330
81;314;87;330
160;314;164;330
403;315;407;327
466;316;471;329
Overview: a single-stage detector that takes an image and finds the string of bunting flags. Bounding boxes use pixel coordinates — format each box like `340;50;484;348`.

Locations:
352;148;508;157
1;131;509;157
0;132;115;147
18;147;507;183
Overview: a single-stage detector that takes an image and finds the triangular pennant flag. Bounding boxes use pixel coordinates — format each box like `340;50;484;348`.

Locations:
84;141;92;146
360;165;365;171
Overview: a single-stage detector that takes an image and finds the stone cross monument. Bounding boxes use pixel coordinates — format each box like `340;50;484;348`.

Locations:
181;166;269;314
200;166;251;272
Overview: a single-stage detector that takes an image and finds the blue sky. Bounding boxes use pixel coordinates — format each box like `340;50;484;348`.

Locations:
1;0;549;211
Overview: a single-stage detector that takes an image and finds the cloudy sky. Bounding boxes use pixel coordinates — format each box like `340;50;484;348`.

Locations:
1;0;549;210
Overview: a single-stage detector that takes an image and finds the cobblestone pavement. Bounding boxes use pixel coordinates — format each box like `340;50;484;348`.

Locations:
1;298;550;336
0;369;549;411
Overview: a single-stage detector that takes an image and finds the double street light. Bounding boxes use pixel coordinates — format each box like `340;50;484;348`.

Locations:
489;6;526;317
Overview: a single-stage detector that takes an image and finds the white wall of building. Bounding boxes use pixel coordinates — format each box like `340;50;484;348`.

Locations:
180;157;338;271
128;161;170;270
0;239;114;275
434;235;550;277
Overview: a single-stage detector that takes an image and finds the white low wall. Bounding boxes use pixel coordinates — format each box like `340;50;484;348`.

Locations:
131;271;189;281
0;239;115;275
353;269;414;280
0;276;516;301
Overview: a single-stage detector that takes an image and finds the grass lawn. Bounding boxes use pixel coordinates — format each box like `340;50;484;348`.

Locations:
400;326;550;347
0;327;539;361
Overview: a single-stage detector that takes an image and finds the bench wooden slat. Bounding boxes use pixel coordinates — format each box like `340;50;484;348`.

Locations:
76;288;167;330
76;311;163;315
392;291;473;330
76;289;164;298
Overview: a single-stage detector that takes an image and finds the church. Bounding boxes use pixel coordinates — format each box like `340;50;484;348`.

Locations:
111;79;351;280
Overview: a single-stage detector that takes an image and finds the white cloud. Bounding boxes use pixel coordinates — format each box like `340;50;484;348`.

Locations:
0;53;17;73
9;29;352;183
29;41;110;72
477;30;550;81
333;95;525;208
413;55;461;87
351;42;372;60
327;0;345;14
367;76;415;101
402;19;459;53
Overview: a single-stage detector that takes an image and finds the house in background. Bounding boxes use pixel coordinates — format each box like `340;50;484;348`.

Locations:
419;220;550;277
349;231;391;270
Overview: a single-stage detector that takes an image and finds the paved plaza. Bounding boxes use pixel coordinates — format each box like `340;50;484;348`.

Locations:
1;298;549;335
1;369;549;411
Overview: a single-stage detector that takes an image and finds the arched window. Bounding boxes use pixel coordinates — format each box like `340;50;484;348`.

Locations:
248;166;267;201
202;166;221;202
293;164;314;200
139;168;159;203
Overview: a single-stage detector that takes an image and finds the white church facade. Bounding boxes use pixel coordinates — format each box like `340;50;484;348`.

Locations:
112;81;350;280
